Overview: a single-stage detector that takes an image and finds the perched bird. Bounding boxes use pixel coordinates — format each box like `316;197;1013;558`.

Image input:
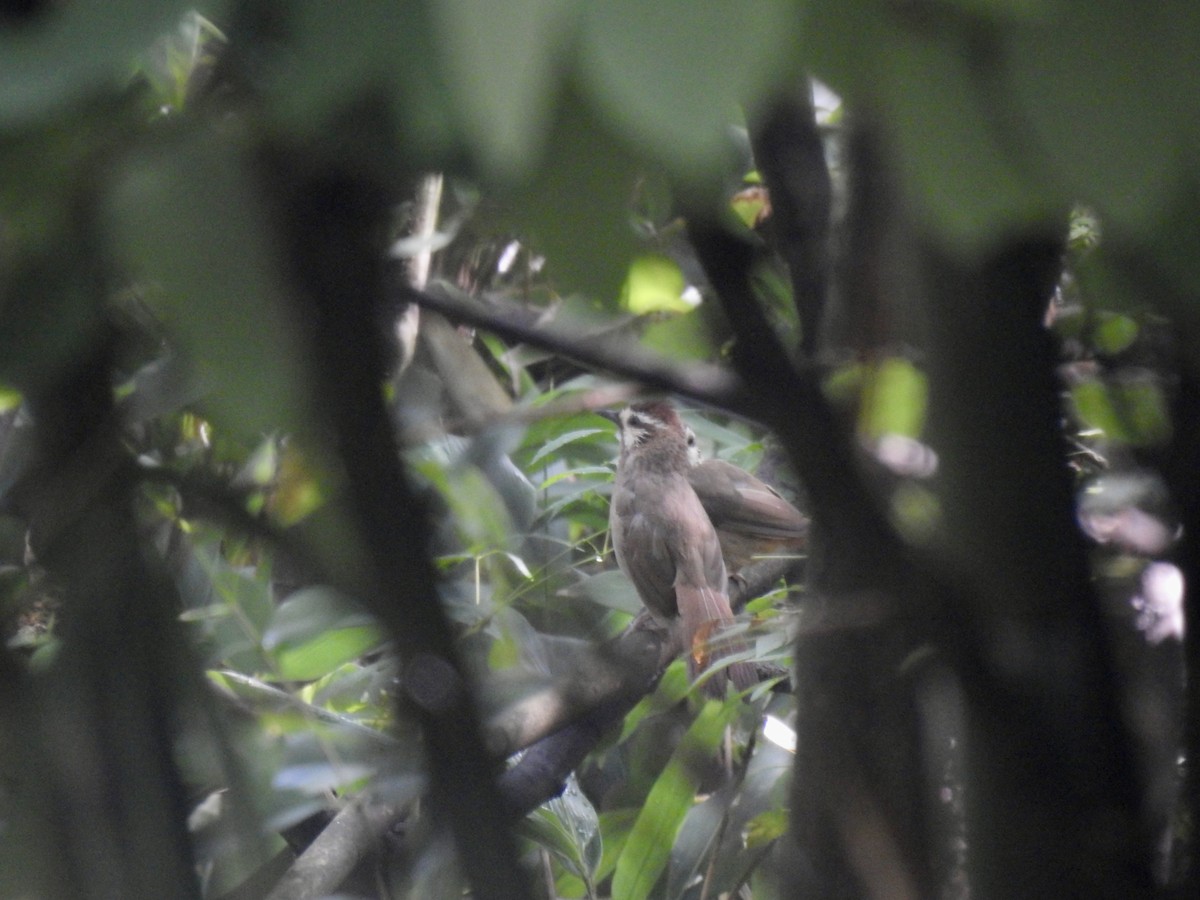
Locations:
683;427;809;579
602;401;757;696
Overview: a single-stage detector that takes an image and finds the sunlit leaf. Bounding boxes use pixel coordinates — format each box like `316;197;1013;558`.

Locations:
859;357;927;440
621;253;691;315
745;807;788;847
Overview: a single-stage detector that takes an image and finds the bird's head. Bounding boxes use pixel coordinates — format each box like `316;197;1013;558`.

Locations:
600;401;689;459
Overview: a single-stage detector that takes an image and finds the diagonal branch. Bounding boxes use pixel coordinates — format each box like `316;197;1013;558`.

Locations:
397;279;748;413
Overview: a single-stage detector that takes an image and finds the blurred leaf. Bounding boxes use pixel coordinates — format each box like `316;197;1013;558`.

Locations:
859;357;927;440
413;450;516;553
890;482;941;544
488;629;522;669
501;99;641;301
594;808;639;885
209;670;400;751
612;699;737;900
618;661;692;743
268;442;330;526
745;807;788;847
1093;312;1139;356
621;253;691;315
177;537;274;672
430;0;577;179
272;760;374;794
804;0;1054;253
537;464;613;492
308;657;396;717
640;311;717;362
263;1;457;162
1005;1;1187;236
106;134;311;441
262;586;383;681
1070;377;1171;446
731;183;771;229
0;0;199;125
577;0;800;180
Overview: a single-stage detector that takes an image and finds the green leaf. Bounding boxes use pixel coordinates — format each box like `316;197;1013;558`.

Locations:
0;0;200;125
859;357;927;439
1070;378;1171;446
518;775;601;889
557;569;642;616
105;134;311;442
621;254;691;315
262;586;383;681
640;312;717;363
612;700;738;900
594;808;639;884
264;1;458;162
804;0;1054;253
578;0;800;181
500;100;641;301
1093;312;1139;356
745;807;789;847
430;0;578;179
178;536;274;672
666;790;727;899
537;465;613;491
1005;1;1187;236
529;428;608;467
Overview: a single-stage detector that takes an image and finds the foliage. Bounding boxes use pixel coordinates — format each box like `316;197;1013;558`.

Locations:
1;2;1200;900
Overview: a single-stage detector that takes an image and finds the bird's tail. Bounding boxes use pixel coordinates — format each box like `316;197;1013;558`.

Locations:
676;584;758;698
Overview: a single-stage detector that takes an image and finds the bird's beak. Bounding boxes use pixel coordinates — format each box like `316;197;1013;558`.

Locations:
596;409;620;425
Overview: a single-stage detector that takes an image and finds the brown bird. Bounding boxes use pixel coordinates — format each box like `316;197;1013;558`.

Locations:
683;427;809;579
602;401;757;696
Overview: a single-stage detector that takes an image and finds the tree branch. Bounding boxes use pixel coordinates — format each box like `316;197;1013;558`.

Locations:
750;85;833;360
271;160;529;900
263;795;407;900
398;279;748;414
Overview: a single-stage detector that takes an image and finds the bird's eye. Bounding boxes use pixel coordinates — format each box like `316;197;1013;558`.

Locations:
628;415;643;428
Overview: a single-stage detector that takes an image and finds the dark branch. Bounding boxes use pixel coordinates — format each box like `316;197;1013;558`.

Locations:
272;161;529;900
750;86;833;360
397;279;749;413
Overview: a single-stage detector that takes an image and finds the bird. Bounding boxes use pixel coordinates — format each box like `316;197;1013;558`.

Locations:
601;401;757;696
683;427;809;580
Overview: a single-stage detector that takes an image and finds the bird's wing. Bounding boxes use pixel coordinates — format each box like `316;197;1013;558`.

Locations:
691;459;809;541
612;502;681;618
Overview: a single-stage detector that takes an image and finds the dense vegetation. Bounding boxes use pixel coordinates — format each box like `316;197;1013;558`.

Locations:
2;2;1200;898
